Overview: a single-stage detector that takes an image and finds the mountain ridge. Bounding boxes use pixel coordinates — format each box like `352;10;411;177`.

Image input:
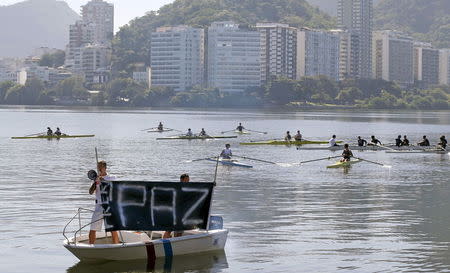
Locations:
0;0;80;57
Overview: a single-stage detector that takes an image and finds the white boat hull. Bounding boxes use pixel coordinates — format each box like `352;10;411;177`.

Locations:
205;158;253;168
64;229;228;262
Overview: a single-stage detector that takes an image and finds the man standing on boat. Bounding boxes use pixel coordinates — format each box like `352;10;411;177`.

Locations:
236;123;245;132
89;161;119;244
418;136;430;146
357;136;367;146
220;144;232;159
341;144;353;162
329;135;339;147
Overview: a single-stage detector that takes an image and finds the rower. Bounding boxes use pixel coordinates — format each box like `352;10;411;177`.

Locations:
294;130;302;141
329;135;339;147
368;135;382;146
163;174;190;239
199;128;208;136
47;127;53;136
395;135;402;147
341;144;353;162
439;135;447;149
186;128;193;137
236;123;245;132
220;144;232;159
401;135;410;146
418;135;430;146
55;127;62;136
285;131;292;141
357;136;367;147
157;122;163;131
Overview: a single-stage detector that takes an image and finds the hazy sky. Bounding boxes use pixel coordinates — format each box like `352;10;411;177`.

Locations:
1;0;174;31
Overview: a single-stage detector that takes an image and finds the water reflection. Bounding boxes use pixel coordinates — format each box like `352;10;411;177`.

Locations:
67;251;228;273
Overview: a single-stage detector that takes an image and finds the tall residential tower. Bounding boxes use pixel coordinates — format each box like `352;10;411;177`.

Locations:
337;0;373;79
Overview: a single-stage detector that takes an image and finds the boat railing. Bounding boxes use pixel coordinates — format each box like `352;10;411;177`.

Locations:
63;207;96;245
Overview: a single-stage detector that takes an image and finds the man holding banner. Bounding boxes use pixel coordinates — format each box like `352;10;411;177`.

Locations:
89;161;119;244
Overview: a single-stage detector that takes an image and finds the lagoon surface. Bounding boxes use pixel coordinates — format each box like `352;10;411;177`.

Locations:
1;107;450;273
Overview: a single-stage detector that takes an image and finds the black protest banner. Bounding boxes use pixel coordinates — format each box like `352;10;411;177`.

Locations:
100;181;214;232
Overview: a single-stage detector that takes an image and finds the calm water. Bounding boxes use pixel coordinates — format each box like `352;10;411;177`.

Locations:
1;106;450;273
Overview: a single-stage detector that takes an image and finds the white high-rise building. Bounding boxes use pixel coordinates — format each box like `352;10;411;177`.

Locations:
439;49;450;86
65;0;114;84
150;26;204;92
256;23;298;83
207;22;261;93
338;0;373;79
372;30;414;87
413;42;439;87
297;28;340;81
81;0;114;44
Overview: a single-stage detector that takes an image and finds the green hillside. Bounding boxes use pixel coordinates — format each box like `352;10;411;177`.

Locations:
112;0;334;72
375;0;450;48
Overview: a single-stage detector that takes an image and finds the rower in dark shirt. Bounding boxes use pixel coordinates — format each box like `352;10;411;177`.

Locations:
395;135;402;147
341;144;353;162
47;127;53;136
368;135;382;146
439;136;447;149
236;123;245;132
401;135;410;146
285;131;292;141
418;135;430;146
357;136;367;147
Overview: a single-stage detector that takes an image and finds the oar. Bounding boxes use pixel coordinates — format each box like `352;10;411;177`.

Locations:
165;128;182;133
89;147;100;195
186;156;217;163
353;156;391;168
221;129;235;134
141;127;158;131
25;132;45;137
297;155;342;165
246;129;268;134
233;155;279;165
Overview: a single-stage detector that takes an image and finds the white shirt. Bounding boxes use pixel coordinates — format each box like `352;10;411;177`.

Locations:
329;138;337;147
95;175;116;203
221;148;232;158
186;131;193;136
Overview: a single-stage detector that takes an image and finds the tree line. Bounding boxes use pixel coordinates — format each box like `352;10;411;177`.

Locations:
1;75;449;110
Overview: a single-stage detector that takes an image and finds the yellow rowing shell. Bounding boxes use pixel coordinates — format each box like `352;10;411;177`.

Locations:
11;135;95;139
327;160;361;168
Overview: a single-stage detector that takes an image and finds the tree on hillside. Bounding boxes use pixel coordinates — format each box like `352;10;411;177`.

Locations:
112;0;334;73
0;81;16;103
39;50;66;68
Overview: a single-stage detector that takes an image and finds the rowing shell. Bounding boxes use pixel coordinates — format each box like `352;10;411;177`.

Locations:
234;130;251;135
157;135;237;140
11;135;95;139
240;140;343;146
296;145;432;151
385;149;449;154
147;129;174;133
327;160;361;168
205;158;253;168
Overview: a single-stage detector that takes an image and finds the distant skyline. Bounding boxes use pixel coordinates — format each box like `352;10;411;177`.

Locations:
1;0;173;32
